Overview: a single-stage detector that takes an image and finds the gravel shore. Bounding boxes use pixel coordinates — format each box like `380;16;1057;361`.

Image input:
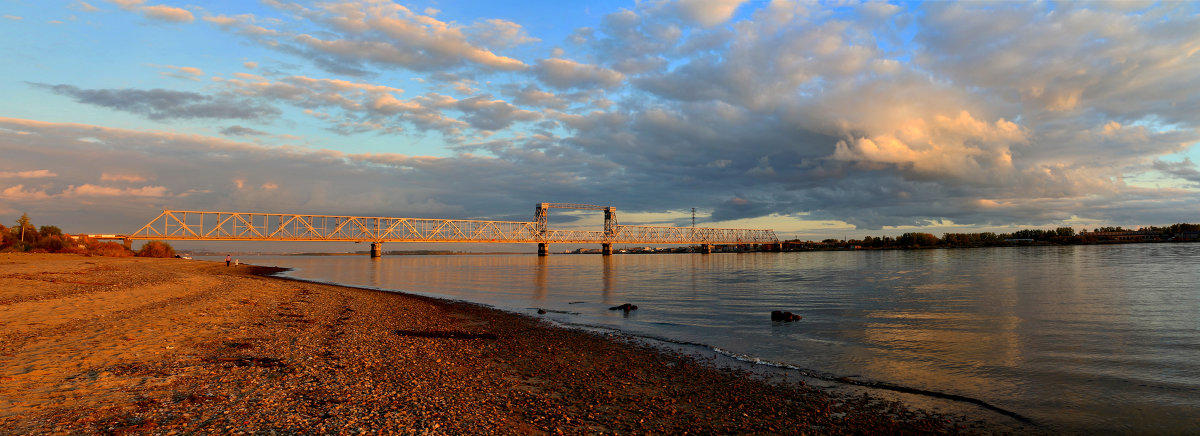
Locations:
1;253;1003;434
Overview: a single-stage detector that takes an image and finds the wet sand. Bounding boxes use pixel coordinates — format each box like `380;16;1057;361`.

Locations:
1;253;1000;434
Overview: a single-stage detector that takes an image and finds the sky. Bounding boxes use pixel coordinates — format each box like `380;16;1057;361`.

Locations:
3;0;1200;244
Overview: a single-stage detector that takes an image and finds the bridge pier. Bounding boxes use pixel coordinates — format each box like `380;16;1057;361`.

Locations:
601;243;613;256
122;238;132;251
701;244;712;254
538;243;550;256
370;242;383;258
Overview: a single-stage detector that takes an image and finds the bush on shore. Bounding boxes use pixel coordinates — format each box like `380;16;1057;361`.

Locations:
90;241;133;257
136;240;176;258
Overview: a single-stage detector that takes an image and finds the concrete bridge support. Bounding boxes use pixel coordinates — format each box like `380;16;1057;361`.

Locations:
701;244;713;254
602;243;613;256
122;238;132;251
371;242;383;258
538;243;550;256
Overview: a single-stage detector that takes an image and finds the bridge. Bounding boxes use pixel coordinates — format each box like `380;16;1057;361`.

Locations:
97;203;779;256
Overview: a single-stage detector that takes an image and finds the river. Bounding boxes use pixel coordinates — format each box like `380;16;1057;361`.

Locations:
214;243;1200;433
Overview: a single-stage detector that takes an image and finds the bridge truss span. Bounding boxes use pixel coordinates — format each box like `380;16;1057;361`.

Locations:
130;210;543;243
129;210;778;244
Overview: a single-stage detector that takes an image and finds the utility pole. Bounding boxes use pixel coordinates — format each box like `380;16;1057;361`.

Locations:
692;208;695;227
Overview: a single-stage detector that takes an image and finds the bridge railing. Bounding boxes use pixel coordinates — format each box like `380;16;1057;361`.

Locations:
127;210;778;244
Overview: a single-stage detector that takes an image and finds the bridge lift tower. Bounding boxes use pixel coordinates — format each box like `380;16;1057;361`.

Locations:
535;203;617;256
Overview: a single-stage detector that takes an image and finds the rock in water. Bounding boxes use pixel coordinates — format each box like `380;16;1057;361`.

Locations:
771;311;802;322
609;303;638;311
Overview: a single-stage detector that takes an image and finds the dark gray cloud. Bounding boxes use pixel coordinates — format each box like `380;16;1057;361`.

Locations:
220;125;269;136
30;83;280;121
454;96;541;131
1154;159;1200;187
501;85;569;109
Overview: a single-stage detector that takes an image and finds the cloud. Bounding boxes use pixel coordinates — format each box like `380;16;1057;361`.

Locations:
533;58;625;90
0;169;57;179
454;96;541;131
30;83;281;121
915;2;1200;127
107;0;193;22
1153;159;1200;187
467;18;540;48
831;111;1028;183
107;0;145;10
206;1;529;76
504;85;569;109
156;64;206;81
4;15;22;21
220;125;269;136
674;0;748;27
100;173;148;182
169;66;204;76
0;117;489;231
141;5;193;22
72;1;100;12
711;195;774;221
66;184;169;197
213;74;545;137
1;185;52;201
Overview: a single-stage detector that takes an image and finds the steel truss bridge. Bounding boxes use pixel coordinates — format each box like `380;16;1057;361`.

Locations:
101;203;778;256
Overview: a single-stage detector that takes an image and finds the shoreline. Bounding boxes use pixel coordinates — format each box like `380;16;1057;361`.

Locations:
1;253;1029;434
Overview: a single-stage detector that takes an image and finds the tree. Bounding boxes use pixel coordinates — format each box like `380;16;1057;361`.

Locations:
39;225;63;238
898;232;940;247
14;213;34;244
0;223;11;249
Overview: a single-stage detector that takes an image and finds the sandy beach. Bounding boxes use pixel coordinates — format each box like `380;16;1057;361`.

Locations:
1;253;999;434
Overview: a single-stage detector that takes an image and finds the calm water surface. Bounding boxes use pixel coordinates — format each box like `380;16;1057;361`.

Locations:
228;244;1200;433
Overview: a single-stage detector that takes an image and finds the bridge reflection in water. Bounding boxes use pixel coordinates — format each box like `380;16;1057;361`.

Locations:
104;203;779;256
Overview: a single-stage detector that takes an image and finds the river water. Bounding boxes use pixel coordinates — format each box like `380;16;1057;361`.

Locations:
220;244;1200;433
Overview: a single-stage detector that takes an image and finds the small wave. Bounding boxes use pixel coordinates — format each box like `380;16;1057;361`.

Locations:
709;347;1033;424
528;308;580;315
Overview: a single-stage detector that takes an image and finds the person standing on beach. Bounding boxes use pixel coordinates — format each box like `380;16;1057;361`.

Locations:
225;255;231;267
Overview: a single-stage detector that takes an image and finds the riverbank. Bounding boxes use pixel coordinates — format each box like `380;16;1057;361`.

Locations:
2;253;1004;434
